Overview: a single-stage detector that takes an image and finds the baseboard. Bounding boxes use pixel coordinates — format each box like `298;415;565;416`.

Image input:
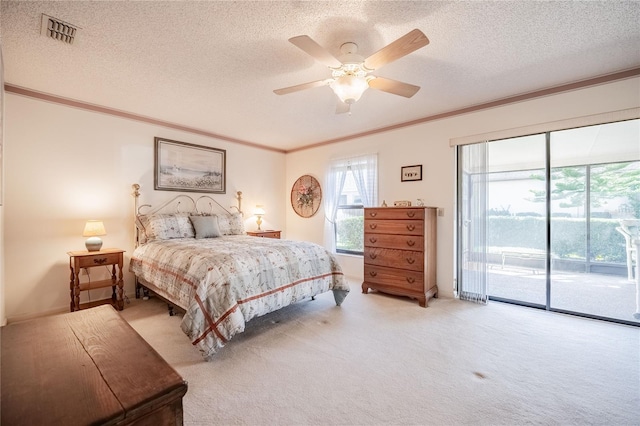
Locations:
6;292;135;324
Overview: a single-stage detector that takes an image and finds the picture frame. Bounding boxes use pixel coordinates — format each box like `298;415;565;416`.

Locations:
154;137;226;193
401;164;422;182
291;174;322;218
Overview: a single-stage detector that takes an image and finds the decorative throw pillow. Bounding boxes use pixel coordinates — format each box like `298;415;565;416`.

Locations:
228;212;245;235
190;215;221;239
139;213;195;241
216;212;245;235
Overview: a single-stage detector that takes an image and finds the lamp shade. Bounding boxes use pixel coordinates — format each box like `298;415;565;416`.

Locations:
330;75;370;104
83;220;106;237
83;220;106;252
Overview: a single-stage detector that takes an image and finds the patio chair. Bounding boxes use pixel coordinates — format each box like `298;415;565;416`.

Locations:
616;219;639;281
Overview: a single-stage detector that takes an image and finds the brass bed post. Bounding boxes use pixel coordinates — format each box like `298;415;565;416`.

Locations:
233;191;243;215
132;183;145;299
132;183;140;247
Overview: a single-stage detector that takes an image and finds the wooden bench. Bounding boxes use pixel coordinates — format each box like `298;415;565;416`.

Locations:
1;305;187;425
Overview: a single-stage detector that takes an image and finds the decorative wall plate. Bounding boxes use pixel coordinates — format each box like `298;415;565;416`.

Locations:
291;175;322;218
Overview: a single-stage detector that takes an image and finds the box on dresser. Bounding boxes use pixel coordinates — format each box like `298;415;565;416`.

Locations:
362;207;438;307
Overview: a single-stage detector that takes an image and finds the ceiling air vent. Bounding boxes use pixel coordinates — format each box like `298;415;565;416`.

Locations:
40;14;79;44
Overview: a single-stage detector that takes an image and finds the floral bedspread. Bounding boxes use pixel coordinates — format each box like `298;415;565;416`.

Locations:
129;235;349;359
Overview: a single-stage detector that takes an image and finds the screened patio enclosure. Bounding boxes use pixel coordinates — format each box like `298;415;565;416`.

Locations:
457;118;640;326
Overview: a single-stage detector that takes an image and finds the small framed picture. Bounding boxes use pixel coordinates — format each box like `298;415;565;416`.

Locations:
401;165;422;182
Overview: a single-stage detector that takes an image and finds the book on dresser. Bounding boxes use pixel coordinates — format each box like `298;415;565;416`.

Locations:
362;207;438;307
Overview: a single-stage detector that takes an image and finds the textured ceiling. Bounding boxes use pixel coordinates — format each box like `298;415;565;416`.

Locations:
2;1;640;152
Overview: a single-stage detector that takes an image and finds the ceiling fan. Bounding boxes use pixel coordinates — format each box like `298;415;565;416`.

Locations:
274;29;429;114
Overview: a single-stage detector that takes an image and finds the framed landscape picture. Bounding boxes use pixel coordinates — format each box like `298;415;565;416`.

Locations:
154;137;226;193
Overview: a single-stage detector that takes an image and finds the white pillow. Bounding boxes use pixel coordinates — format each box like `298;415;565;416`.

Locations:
139;213;195;241
216;213;245;235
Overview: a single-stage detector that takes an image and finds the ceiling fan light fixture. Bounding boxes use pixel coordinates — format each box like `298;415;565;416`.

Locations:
330;75;370;104
275;30;429;106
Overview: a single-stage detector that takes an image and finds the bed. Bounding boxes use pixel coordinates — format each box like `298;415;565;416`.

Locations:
129;184;349;360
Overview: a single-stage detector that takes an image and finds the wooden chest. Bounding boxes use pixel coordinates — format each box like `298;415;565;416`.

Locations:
1;305;188;425
362;207;438;307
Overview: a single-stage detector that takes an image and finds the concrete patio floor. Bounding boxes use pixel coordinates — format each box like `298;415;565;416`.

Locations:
488;266;639;324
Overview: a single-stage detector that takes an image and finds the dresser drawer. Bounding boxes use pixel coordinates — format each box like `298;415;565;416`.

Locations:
364;234;424;251
75;252;121;268
365;208;424;220
364;265;424;292
364;219;424;236
364;247;424;271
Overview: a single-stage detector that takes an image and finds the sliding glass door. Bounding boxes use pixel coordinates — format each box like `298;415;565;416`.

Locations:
484;135;547;306
457;119;640;326
549;121;640;322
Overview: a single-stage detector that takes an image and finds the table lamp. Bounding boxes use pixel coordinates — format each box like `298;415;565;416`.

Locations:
254;205;266;231
83;220;106;251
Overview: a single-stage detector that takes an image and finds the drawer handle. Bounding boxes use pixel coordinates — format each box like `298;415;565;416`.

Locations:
406;277;415;284
369;212;378;217
406;258;415;264
369;237;377;243
407;211;416;218
369;253;377;259
369;224;378;229
406;225;415;231
406;240;415;247
369;271;377;277
93;258;108;265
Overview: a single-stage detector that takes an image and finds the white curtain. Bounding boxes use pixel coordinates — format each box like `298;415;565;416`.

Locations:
350;153;378;208
324;153;378;251
323;160;348;251
458;142;489;303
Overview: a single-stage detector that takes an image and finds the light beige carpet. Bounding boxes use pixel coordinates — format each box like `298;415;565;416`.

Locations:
120;280;639;425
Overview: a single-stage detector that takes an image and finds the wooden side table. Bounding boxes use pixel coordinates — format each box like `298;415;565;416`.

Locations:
246;230;281;239
68;248;125;312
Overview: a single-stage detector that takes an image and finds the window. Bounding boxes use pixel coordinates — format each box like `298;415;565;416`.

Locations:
325;154;378;255
335;172;365;254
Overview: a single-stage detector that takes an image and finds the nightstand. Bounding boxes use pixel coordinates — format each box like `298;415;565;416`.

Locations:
246;230;281;239
67;248;125;312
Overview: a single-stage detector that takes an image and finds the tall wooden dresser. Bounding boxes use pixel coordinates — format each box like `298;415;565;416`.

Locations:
362;207;438;307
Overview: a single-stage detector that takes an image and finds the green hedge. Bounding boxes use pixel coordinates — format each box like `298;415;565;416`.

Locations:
335;214;629;262
336;216;364;252
487;216;628;262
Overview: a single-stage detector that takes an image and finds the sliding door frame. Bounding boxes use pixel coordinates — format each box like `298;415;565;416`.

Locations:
456;120;640;327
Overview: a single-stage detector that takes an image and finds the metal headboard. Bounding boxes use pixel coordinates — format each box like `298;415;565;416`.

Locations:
132;183;243;246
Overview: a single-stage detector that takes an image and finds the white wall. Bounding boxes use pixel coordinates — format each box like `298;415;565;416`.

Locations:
4;77;638;320
4;94;286;322
1;46;5;325
285;77;640;299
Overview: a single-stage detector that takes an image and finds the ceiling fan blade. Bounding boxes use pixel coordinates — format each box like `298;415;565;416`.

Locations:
364;29;429;71
336;102;351;115
273;79;333;95
289;35;343;68
368;77;421;98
